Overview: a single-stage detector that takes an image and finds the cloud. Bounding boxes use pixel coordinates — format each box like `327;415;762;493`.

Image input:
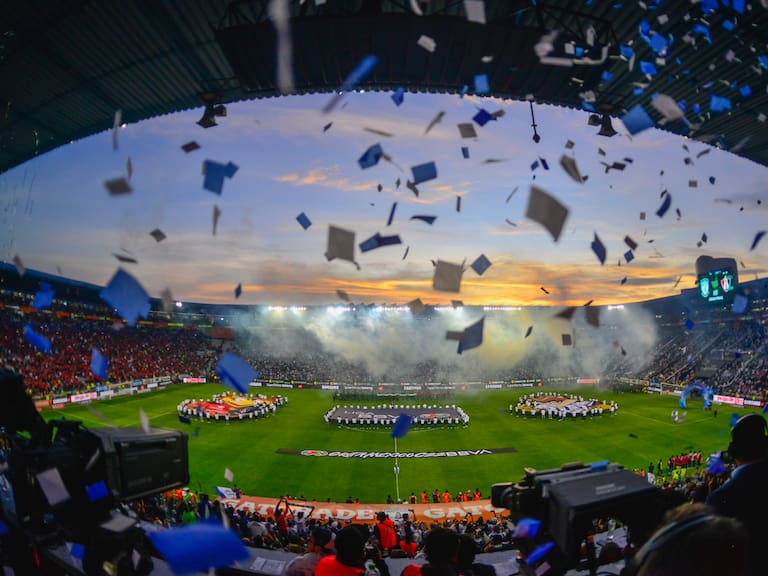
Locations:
273;165;376;192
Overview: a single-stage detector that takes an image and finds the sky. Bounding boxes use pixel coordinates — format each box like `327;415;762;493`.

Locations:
1;91;767;308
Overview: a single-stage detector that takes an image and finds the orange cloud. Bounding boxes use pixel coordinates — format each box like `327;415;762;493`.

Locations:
273;166;375;192
184;258;694;307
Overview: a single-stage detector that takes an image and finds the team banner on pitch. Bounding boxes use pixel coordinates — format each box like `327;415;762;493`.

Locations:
220;496;508;522
276;447;517;458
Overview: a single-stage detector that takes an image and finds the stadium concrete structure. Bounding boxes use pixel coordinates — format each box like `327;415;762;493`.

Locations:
2;0;767;174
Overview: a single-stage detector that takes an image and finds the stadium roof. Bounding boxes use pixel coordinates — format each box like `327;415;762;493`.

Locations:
1;0;766;175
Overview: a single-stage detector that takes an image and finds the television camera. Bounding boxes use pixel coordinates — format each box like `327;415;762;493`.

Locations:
0;369;189;575
492;461;683;575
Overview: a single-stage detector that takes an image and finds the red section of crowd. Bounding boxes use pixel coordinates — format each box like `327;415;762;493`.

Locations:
0;309;214;396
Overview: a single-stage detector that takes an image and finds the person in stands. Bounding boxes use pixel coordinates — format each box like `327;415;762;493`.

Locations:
375;511;398;555
455;534;496;576
315;525;367;576
399;513;418;558
283;527;334;576
400;527;460;576
622;503;747;576
706;413;768;576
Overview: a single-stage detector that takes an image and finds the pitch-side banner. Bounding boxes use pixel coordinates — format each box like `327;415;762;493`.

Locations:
220;496;508;522
276;447;517;458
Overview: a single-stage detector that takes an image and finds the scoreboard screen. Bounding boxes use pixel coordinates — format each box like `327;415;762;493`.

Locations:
698;269;736;302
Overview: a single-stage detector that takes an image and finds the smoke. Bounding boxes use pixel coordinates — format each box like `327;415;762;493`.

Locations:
228;304;659;383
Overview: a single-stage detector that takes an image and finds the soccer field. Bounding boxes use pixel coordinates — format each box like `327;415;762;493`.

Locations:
41;384;751;503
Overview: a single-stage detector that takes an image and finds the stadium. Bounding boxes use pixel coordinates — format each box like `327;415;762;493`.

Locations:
1;1;767;575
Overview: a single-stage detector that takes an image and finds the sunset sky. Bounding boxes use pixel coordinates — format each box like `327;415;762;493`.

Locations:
1;91;766;307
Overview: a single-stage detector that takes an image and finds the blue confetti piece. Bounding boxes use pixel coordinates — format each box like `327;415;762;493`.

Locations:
750;230;766;251
411;162;437;185
624;250;634;263
296;212;312;230
685;319;695;330
0;520;8;536
461;146;469;159
99;269;151;327
410;215;437;225
620;45;633;59
730;413;740;428
460;85;469;98
474;73;490;94
640;61;657;76
513;518;541;539
179;414;191;424
32;282;55;310
391;414;412;439
590;460;609;472
215;352;258;394
574;47;585;58
391;87;405;106
387;202;397;226
732;294;748;314
762;404;768;415
148;523;249;574
656;194;672;218
234;283;242;299
621;104;654;135
359;234;379;253
739;85;751;98
70;543;85;560
582;100;596;111
527;542;555;565
458;317;485;354
677;99;687;111
472;109;494;126
692;24;712;44
202;160;238;195
601;70;613;82
358;144;384;169
692;103;701;114
471;254;492;276
732;0;745;14
722;20;735;32
633;87;644;97
24;324;51;353
359;233;401;253
591;233;607;265
86;480;109;502
340;55;379;93
90;348;108;381
649;34;667;54
759;55;768;70
530;160;539;171
708;457;727;474
640;20;651;35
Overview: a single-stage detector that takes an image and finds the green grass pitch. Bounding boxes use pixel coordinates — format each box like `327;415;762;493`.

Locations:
41;384;752;503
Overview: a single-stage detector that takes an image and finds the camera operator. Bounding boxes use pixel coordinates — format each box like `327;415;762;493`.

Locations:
705;413;768;576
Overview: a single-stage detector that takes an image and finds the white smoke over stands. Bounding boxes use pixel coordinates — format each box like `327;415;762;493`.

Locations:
230;304;657;382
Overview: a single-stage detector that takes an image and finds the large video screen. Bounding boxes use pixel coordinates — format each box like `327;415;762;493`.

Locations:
698;269;736;302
